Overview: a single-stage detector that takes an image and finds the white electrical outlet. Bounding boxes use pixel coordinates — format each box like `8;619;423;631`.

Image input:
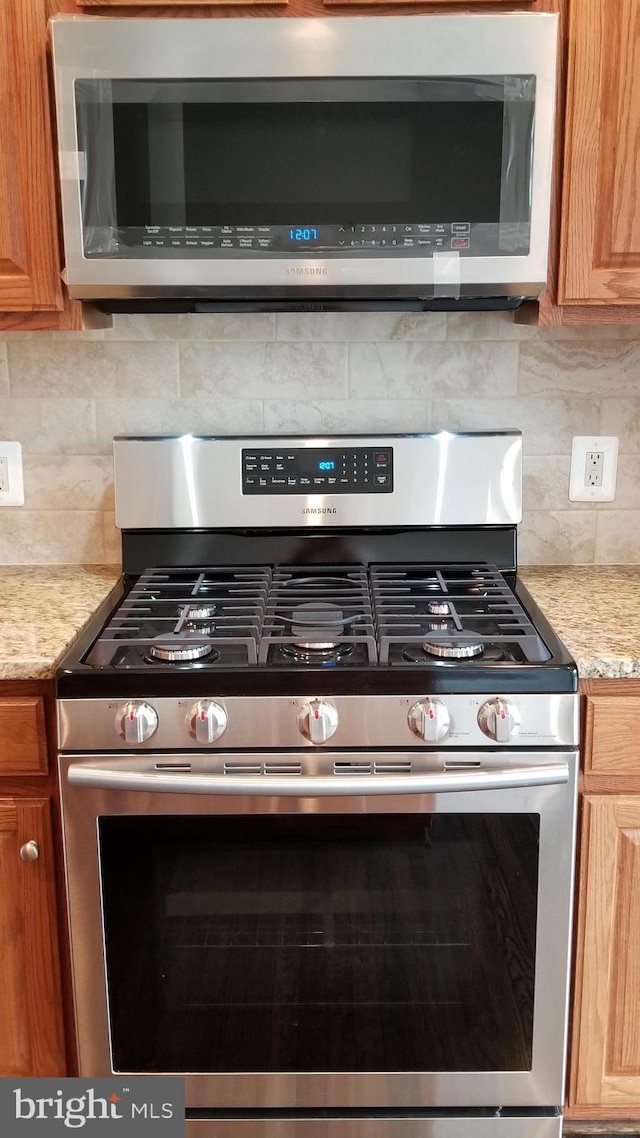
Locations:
569;436;619;502
0;441;25;507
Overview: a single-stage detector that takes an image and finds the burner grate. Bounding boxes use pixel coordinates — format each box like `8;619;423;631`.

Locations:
84;566;271;668
259;564;377;666
370;563;551;665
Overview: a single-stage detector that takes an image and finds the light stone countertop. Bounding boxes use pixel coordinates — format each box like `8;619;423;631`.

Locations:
521;566;640;680
0;565;637;683
0;566;120;680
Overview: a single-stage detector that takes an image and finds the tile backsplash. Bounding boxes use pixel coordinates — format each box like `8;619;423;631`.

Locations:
1;311;639;566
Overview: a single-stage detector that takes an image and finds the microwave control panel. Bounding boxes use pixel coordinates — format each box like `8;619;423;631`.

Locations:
242;447;394;494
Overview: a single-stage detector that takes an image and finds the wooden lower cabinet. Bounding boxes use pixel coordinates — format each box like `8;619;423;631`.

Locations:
568;679;640;1119
0;796;66;1076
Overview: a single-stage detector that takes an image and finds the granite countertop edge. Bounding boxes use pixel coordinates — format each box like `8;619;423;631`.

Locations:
0;564;638;683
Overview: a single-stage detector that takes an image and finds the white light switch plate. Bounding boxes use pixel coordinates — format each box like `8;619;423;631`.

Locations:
0;441;24;507
569;436;619;502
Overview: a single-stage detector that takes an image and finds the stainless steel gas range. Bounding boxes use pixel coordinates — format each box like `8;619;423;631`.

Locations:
56;432;578;1138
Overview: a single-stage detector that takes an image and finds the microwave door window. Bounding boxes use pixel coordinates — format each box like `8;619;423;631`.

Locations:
74;77;534;259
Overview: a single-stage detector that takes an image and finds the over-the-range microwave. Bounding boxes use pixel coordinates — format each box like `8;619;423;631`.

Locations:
50;14;558;314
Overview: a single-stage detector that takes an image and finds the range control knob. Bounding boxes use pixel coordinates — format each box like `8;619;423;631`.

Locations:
408;698;451;743
298;698;339;745
115;700;158;744
186;700;228;744
477;697;520;742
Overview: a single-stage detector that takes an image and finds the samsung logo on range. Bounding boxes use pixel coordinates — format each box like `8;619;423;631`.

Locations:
285;267;328;276
303;507;337;515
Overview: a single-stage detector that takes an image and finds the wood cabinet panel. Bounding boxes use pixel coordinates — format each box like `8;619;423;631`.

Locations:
560;0;640;304
584;695;640;778
570;796;640;1112
0;697;48;776
0;798;66;1077
0;0;64;313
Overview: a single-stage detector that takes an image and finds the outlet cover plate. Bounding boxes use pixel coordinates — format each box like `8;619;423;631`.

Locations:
569;436;619;502
0;441;24;507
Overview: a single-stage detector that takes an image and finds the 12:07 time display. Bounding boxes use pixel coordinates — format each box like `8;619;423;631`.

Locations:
289;227;319;242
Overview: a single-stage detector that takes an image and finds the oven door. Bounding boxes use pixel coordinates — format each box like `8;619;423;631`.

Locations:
59;751;576;1111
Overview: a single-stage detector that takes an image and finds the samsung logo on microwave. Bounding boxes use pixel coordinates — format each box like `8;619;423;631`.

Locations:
303;507;337;515
285;267;328;277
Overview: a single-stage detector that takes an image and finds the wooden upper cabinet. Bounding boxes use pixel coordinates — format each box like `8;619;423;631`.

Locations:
0;798;66;1077
560;0;640;304
0;0;64;314
570;795;640;1114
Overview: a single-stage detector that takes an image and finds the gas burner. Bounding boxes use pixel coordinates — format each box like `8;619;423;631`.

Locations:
422;637;485;660
185;622;214;636
279;642;356;665
146;641;218;664
429;619;451;631
185;605;217;621
427;600;451;616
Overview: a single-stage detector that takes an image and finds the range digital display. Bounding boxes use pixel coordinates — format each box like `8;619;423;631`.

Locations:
242;447;393;495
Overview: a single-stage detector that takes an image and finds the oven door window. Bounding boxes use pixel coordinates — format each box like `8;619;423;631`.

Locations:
74;77;534;259
99;813;539;1074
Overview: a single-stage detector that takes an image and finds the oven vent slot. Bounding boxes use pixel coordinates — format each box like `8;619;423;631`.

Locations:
443;760;483;771
223;762;262;775
374;761;413;774
155;762;192;772
334;761;372;774
264;761;303;776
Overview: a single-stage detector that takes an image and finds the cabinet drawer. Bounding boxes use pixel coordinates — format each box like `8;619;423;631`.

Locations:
584;695;640;776
0;698;47;775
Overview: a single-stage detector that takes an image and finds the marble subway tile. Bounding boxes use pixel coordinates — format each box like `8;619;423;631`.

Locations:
349;341;518;399
23;456;114;511
600;399;640;452
0;343;9;396
264;399;431;434
102;512;121;566
447;313;636;341
606;454;640;508
518;340;640;396
7;341;180;399
0;511;105;565
0;398;96;454
275;312;447;342
94;397;264;452
518;511;597;565
432;396;600;454
595;511;640;564
179;342;347;399
523;456;575;511
107;313;275;341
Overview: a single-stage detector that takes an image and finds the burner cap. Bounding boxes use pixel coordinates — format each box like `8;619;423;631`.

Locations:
147;642;214;663
427;600;451;616
422;637;485;659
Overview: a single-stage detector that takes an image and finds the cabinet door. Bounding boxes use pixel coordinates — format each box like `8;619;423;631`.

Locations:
0;798;66;1076
570;796;640;1113
0;0;64;313
560;0;640;304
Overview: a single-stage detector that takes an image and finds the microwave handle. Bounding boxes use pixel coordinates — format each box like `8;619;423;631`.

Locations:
67;760;569;796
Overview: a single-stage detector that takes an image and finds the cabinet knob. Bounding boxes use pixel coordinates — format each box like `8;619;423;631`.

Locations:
19;840;40;862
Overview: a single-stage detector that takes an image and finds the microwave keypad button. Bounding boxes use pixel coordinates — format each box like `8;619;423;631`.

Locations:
185;239;199;247
452;222;471;234
451;236;470;250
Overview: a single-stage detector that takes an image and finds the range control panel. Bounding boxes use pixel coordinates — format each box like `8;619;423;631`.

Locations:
242;447;394;494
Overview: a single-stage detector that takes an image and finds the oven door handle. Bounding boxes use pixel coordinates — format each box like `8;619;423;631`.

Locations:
66;760;570;796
